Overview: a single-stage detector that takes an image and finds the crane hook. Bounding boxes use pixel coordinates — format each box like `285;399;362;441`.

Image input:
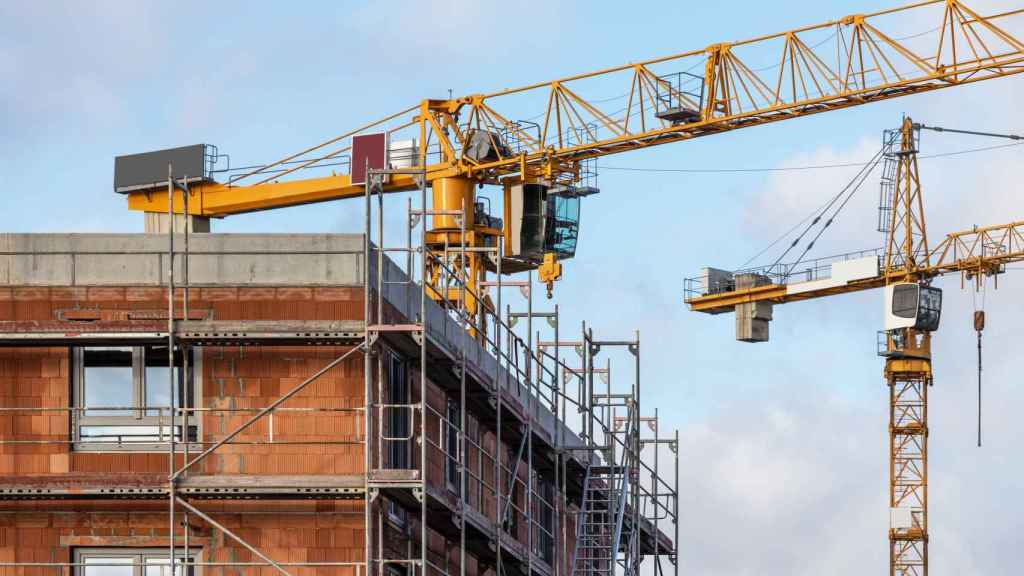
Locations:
974;309;985;447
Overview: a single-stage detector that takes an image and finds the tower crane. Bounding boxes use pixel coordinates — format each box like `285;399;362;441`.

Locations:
112;0;1024;324
684;117;1024;575
106;2;1024;574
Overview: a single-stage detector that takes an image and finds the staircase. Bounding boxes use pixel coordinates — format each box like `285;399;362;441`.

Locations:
572;404;640;576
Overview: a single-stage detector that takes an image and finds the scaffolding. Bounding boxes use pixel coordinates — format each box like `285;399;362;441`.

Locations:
0;167;678;576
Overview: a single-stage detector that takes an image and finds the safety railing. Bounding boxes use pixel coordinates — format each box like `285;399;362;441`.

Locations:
684;247;883;300
0;405;364;449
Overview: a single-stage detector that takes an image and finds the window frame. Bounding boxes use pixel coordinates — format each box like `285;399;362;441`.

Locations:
503;445;520;537
74;547;199;576
532;470;555;563
445;396;461;494
384;348;411;527
72;346;202;452
385;349;410;470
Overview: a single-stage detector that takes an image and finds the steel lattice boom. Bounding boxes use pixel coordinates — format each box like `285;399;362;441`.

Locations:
685;116;1021;575
124;0;1024;217
685;220;1024;313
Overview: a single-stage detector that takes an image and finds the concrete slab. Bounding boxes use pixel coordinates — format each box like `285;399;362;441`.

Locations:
0;233;364;286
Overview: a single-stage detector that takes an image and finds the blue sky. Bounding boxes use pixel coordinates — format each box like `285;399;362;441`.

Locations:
3;1;1024;574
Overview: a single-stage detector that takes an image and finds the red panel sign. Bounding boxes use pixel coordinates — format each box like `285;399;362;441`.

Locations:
351;133;388;186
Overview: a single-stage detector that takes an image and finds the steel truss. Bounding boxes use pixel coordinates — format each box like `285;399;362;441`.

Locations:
360;168;679;576
123;2;1024;217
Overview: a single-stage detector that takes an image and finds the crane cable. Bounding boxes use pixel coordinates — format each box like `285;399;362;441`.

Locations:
598;139;1024;174
751;131;894;277
781;141;890;279
916;121;1024;449
973;279;987;448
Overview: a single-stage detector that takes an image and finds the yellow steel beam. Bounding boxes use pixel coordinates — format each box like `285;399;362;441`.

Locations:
126;173;424;217
123;1;1024;218
686;276;891;313
686;221;1024;313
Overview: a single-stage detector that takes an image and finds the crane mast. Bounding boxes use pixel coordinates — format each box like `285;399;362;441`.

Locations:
882;119;932;576
685;116;1023;575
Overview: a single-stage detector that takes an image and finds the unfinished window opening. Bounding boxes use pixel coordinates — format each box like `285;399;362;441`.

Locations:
386;349;410;469
466;414;482;512
385;348;411;527
503;446;521;537
73;346;200;451
144;346;194;418
81;347;136;417
533;471;555;563
74;548;196;576
445;396;461;494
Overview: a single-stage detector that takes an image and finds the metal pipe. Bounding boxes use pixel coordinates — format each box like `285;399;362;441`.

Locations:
166;164;176;575
182;344;190;483
915;123;1023;141
184;510;190;574
526;270;534;576
554;303;562;576
175;496;293;576
182;179;190;322
420;166;429;576
495;279;504;576
364;163;374;576
653;408;660;576
233;104;418;185
173;345;364;478
460;183;467;576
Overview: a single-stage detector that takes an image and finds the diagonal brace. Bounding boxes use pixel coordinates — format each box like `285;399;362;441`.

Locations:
173;343;365;479
501;429;529;526
176;496;293;576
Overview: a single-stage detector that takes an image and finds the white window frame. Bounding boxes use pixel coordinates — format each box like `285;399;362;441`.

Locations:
74;547;199;576
72;346;202;452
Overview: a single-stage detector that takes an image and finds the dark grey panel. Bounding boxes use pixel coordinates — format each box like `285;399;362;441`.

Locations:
114;144;207;193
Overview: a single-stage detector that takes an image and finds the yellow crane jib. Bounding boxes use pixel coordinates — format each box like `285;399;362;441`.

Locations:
685;117;1024;575
112;0;1024;310
685;221;1024;340
108;5;1024;570
113;0;1024;222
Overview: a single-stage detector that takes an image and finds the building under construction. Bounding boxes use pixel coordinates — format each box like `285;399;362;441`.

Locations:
0;180;679;576
4;2;1024;576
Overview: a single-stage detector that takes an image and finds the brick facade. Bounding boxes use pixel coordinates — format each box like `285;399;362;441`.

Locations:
0;284;569;576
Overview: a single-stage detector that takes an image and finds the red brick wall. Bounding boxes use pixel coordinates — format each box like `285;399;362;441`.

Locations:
0;284;564;574
0;287;363;323
0;502;366;576
0;347;68;475
0;286;364;476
